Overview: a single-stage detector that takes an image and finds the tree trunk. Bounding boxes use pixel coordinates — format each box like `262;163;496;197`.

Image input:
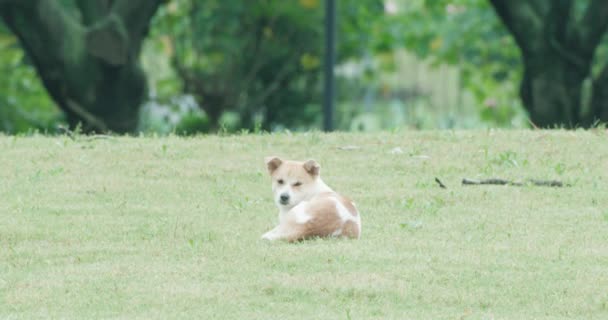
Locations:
0;0;163;133
589;65;608;125
520;56;589;127
489;0;608;128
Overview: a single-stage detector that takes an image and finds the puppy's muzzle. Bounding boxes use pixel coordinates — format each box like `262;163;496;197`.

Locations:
279;193;290;205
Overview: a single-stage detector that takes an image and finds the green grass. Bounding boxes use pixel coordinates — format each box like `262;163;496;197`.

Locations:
1;130;608;319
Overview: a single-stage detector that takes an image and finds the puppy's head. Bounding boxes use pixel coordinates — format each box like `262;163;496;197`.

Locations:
265;156;321;210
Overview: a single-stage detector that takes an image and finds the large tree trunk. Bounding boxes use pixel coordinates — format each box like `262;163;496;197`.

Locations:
520;56;589;127
589;65;608;125
489;0;608;128
0;0;163;133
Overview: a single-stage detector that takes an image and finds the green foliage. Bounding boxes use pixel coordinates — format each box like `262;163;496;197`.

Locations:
137;96;210;135
0;24;63;133
382;0;526;127
0;1;560;133
150;0;384;132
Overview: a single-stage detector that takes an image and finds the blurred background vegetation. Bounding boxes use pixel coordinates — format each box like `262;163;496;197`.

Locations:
1;0;607;134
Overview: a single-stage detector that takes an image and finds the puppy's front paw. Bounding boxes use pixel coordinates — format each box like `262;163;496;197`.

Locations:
261;230;277;241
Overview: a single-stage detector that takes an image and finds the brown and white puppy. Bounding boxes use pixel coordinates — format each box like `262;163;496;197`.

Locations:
261;157;361;242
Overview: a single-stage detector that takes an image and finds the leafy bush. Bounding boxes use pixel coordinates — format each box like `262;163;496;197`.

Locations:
0;24;63;133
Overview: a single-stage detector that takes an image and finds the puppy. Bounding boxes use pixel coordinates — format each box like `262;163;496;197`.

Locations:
261;157;361;242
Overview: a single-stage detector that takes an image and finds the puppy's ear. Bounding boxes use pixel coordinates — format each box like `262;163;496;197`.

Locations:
265;156;283;174
303;159;320;177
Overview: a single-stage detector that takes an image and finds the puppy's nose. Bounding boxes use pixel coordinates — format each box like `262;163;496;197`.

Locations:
280;194;290;203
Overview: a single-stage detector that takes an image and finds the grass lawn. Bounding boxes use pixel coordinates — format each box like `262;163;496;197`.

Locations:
1;130;607;319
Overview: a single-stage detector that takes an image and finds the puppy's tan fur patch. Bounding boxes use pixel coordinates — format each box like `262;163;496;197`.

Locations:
261;157;361;242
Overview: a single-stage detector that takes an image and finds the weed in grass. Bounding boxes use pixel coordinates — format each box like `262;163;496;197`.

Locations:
49;167;64;176
400;220;423;231
29;169;42;182
492;150;521;167
554;162;566;175
422;196;445;215
481;144;489;158
303;130;321;146
602;297;608;311
401;197;415;210
415;180;432;188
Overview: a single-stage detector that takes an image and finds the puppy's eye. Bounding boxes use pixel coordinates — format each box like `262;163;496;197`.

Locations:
277;179;284;185
293;182;302;187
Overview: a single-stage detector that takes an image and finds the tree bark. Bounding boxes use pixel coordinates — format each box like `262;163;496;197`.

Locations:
589;65;608;124
520;55;588;127
0;0;163;133
489;0;608;128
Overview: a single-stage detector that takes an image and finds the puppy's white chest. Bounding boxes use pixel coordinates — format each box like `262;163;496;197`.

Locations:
280;201;311;224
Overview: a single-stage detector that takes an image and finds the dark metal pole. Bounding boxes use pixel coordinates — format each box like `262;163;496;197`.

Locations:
323;0;336;132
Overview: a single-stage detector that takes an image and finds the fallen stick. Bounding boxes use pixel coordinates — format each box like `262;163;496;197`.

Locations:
435;177;447;189
462;178;564;187
527;179;564;187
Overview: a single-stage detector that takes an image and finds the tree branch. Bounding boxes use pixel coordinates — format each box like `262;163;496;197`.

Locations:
544;1;588;68
488;0;544;54
85;0;163;65
110;0;163;40
548;0;573;42
75;0;111;26
577;0;608;56
1;0;164;132
1;1;87;84
85;15;129;65
2;1;80;58
0;0;35;8
588;64;608;124
65;97;108;132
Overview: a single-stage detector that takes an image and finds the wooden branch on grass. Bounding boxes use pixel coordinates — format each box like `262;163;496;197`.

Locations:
462;178;564;187
434;177;447;189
